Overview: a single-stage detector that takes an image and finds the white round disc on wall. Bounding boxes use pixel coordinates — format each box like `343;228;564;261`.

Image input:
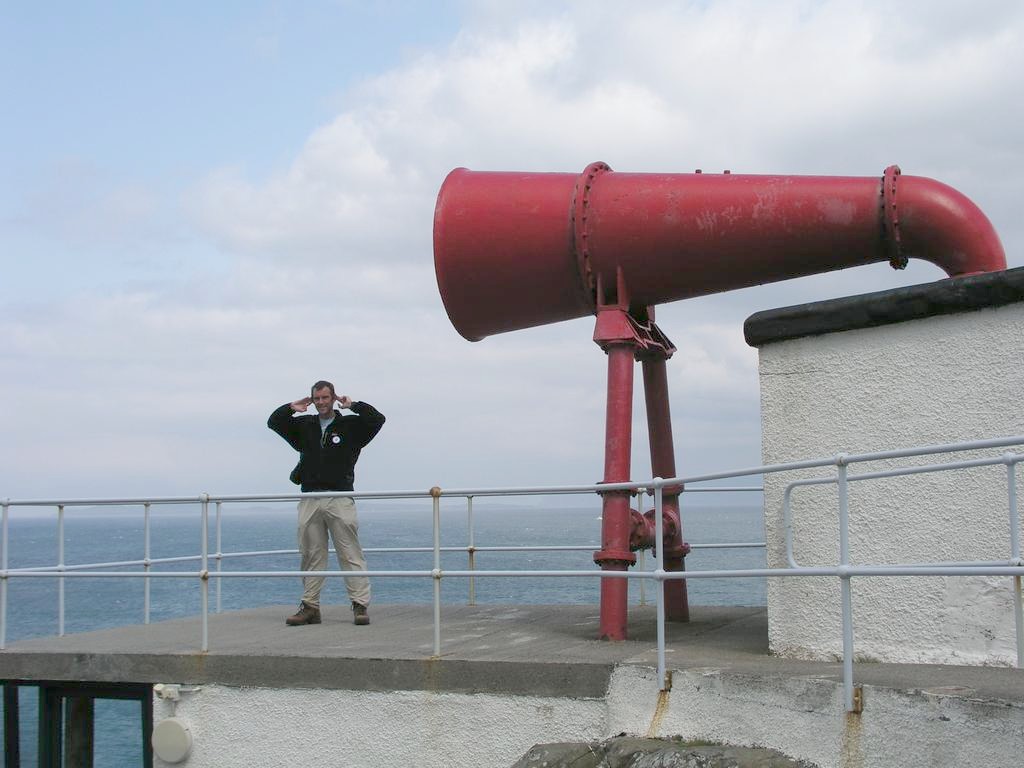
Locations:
152;717;193;763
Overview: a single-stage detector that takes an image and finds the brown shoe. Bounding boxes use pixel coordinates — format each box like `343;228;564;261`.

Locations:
285;602;321;626
352;602;370;626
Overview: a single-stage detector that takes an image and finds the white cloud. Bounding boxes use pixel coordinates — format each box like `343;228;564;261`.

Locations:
673;323;759;401
3;0;1023;499
191;0;1024;263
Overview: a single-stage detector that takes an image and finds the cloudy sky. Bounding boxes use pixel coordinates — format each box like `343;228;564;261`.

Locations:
2;0;1022;501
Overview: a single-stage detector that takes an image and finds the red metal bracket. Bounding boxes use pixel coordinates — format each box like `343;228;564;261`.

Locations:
881;164;907;270
572;161;610;309
593;306;676;361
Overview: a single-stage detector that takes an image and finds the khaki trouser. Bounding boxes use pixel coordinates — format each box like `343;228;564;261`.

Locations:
297;496;370;608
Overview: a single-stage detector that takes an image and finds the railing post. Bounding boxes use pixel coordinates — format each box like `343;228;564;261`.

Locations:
466;495;476;606
64;695;94;767
783;484;798;568
836;456;856;712
638;549;647;606
431;487;442;657
215;501;223;614
1;501;8;650
57;505;65;637
653;480;669;691
1007;455;1022;667
4;682;19;764
200;494;210;652
143;503;151;624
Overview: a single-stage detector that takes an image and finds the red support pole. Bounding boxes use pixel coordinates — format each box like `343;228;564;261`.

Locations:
593;337;638;641
642;356;690;622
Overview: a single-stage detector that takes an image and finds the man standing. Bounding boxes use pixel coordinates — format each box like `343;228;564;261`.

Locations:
268;380;385;626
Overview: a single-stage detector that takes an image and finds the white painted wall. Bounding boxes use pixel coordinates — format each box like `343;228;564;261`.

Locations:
153;684;606;768
154;666;1024;768
756;301;1024;666
606;666;1024;768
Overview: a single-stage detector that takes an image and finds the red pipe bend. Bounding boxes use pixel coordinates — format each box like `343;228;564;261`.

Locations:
893;173;1006;277
433;164;1006;341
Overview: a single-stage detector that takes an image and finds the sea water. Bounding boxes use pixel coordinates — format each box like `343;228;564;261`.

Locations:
1;499;766;765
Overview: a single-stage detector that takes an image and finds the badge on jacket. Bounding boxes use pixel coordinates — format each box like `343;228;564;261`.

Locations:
331;435;341;444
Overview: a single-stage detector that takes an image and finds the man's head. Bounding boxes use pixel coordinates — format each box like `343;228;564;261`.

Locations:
311;380;336;418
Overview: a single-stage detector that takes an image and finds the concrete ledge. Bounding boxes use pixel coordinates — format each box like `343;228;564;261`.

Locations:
2;605;1020;702
5;605;1023;767
744;266;1024;346
1;653;616;699
0;604;764;699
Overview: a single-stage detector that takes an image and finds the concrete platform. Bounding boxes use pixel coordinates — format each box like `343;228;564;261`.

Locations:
2;604;1021;705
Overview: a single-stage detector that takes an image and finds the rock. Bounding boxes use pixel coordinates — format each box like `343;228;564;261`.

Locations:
511;741;604;767
510;736;818;768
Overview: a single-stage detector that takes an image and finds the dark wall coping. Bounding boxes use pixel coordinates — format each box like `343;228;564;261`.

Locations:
744;266;1024;347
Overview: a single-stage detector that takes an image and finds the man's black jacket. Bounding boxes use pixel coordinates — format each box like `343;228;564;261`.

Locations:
268;401;385;492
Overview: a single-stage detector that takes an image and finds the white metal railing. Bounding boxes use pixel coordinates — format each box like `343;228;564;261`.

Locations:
0;483;763;651
2;436;1022;713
